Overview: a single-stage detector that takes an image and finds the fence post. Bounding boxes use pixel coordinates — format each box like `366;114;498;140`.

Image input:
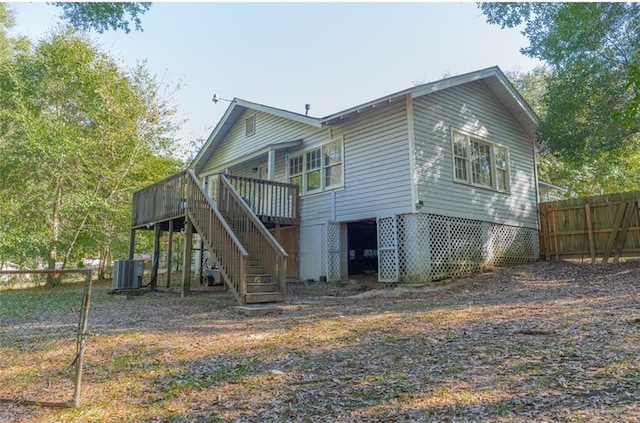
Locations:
584;203;596;263
73;269;93;407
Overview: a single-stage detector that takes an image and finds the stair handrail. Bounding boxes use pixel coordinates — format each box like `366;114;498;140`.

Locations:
185;170;248;256
219;175;288;257
218;174;288;294
185;169;249;303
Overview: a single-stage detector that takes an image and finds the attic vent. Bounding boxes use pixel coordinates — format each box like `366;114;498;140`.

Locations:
245;115;256;137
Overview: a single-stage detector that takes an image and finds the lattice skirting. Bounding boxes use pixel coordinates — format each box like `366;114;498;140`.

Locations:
321;221;341;281
388;213;539;283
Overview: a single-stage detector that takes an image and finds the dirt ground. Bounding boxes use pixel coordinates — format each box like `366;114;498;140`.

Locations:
2;259;640;422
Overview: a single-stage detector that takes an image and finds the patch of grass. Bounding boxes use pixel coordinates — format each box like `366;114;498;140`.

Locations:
601;359;640;381
0;279;126;322
383;302;430;312
148;411;226;423
445;363;466;376
0;283;86;319
489;399;517;416
153;360;247;401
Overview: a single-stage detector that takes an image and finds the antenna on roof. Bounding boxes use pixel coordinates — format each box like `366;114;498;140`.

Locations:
305;104;311;116
212;93;231;104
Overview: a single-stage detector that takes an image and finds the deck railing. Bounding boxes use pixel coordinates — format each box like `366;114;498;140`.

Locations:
218;174;288;294
185;170;248;304
131;171;187;228
130;170;295;304
223;175;299;226
132;172;299;229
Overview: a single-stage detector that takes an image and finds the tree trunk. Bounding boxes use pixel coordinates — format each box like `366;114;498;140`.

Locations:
47;178;64;286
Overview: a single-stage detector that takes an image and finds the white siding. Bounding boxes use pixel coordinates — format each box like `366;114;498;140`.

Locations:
200;109;317;175
299;224;323;280
412;81;538;229
326;101;413;223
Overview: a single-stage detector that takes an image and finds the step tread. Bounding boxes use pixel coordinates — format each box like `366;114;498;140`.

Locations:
245;292;285;304
246;282;280;293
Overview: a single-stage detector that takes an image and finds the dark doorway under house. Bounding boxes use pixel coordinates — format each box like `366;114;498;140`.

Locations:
347;220;378;276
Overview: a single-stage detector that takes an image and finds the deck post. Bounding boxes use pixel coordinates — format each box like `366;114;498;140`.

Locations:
150;224;161;290
128;229;136;260
182;217;193;297
584;203;596;263
166;219;173;288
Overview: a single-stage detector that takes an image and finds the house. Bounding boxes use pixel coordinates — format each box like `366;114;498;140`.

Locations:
129;66;540;305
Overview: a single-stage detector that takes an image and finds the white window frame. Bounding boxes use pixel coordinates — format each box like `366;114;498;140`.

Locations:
451;129;510;193
288;138;344;195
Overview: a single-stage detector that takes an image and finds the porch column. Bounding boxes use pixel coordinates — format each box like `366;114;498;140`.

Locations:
267;149;276;181
340;223;349;281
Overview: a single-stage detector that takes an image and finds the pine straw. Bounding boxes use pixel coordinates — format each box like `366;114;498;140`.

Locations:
2;259;640;422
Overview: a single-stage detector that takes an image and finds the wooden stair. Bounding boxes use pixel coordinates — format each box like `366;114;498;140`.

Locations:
131;170;293;307
221;212;286;305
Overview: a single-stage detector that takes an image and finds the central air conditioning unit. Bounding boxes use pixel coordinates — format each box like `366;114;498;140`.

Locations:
112;260;144;290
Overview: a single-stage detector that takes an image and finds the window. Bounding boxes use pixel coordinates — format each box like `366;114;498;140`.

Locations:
245;115;256;137
451;130;510;193
288;139;343;195
305;148;321;192
495;147;508;192
288;155;303;190
323;141;342;188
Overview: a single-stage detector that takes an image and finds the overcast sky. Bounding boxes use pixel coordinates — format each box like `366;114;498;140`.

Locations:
8;2;542;151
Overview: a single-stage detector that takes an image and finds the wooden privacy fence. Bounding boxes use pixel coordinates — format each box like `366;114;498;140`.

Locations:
539;190;640;262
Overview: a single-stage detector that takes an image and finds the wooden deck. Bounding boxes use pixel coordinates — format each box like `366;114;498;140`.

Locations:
131;172;299;229
129;170;299;305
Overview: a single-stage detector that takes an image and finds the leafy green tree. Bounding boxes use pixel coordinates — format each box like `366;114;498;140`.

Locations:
0;29;181;279
49;2;152;33
506;66;640;196
480;3;640;195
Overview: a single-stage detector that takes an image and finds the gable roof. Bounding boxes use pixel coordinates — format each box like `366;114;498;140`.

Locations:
191;66;538;172
321;66;538;137
191;99;322;173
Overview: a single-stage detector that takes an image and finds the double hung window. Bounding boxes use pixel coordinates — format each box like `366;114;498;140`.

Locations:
452;130;510;193
289;139;343;195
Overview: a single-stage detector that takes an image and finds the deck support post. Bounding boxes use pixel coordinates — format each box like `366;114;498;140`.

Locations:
182;217;193;297
150;224;161;290
199;237;205;285
128;229;136;260
166;219;173;288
